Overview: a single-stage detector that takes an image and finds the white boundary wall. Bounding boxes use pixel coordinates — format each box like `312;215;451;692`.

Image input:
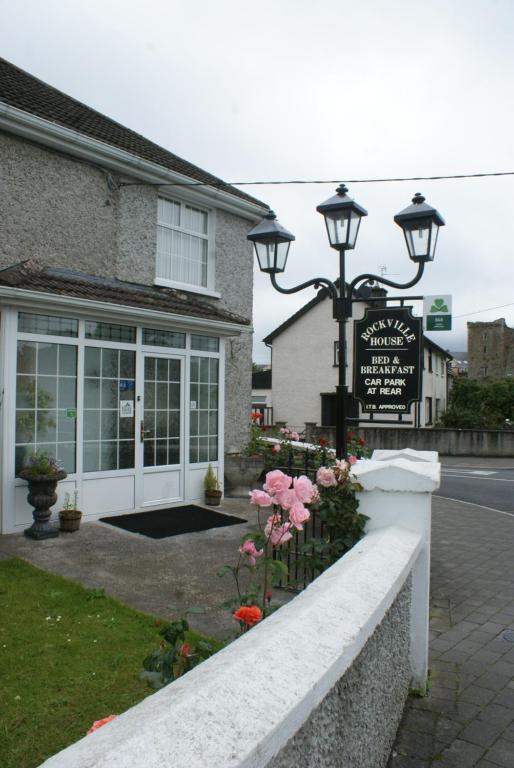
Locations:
40;451;439;768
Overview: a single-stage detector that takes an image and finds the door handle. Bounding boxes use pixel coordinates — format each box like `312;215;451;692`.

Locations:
140;421;152;443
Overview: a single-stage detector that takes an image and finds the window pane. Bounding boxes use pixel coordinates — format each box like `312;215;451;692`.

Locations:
83;348;136;472
142;328;186;349
189;356;218;463
143;355;181;468
85;322;136;343
191;335;219;352
16;342;77;475
18;313;78;337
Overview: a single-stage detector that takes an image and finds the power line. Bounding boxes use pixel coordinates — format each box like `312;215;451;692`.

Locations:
454;301;514;319
119;170;514;188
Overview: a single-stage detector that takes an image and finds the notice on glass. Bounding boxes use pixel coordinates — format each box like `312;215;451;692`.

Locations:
119;400;134;418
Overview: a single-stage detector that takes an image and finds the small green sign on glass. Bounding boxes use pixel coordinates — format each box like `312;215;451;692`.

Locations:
66;408;77;419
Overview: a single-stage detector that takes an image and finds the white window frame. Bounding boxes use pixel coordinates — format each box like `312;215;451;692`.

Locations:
155;197;219;298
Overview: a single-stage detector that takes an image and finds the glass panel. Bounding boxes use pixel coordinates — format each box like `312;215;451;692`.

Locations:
102;348;119;378
37;410;57;442
83;442;100;473
16;376;35;408
101;410;118;440
37;344;58;375
168;440;180;465
157;358;169;382
84;379;100;408
155;440;168;466
18;313;78;337
101;380;118;409
84;347;101;377
83;411;100;441
16;411;35;444
37;377;57;406
143;355;181;468
119;442;135;470
83;348;136;472
85;322;136;343
16;342;77;475
142;328;186;349
59;345;77;376
17;342;37;374
58;378;76;408
101;441;117;471
189;356;218;463
190;335;219;352
57;412;76;442
120;350;136;378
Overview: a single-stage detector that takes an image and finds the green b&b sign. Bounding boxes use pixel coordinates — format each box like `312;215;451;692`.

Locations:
424;295;452;331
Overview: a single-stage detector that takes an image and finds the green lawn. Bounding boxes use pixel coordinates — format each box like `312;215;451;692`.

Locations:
0;558;176;767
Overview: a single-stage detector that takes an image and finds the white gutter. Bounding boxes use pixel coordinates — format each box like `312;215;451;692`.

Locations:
0;285;252;336
0;102;267;222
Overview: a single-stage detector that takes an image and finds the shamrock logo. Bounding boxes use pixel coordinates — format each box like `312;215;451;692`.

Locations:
430;298;448;312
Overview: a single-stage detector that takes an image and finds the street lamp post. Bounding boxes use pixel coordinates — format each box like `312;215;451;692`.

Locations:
247;186;445;460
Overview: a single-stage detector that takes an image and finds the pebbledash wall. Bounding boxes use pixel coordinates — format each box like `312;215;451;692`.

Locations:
0;131;255;455
39;451;438;768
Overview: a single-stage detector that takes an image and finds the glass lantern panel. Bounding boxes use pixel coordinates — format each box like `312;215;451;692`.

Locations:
428;224;439;260
346;211;362;249
405;222;431;260
324;211;350;248
255;241;289;273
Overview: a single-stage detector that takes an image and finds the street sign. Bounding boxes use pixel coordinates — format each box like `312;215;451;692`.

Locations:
424;294;452;331
353;306;423;414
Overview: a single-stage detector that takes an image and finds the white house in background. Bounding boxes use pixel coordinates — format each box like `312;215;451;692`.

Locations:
264;287;451;431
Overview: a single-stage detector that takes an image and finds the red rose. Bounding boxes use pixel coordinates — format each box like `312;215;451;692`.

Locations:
358;437;365;446
179;643;192;657
319;437;328;447
233;605;263;626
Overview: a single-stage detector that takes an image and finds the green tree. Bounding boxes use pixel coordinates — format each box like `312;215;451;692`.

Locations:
439;378;514;428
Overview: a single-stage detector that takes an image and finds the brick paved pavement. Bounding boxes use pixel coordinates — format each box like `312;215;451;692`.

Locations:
389;497;514;767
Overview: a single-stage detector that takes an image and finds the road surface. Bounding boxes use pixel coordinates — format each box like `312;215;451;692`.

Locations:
436;464;514;515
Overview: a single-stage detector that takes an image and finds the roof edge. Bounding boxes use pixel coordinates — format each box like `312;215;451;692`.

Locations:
0;101;268;222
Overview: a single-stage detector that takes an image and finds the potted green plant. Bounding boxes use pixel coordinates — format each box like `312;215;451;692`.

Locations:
17;452;67;540
204;464;222;506
59;490;82;533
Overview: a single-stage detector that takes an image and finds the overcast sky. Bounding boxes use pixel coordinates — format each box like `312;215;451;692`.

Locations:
1;0;513;362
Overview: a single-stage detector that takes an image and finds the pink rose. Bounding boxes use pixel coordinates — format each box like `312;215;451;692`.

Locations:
289;502;310;530
239;539;264;566
316;466;337;487
348;455;358;465
293;475;316;504
279;427;289;435
264;514;293;547
263;469;292;496
274;488;297;511
248;489;273;507
272;444;281;454
290;431;300;442
335;459;349;472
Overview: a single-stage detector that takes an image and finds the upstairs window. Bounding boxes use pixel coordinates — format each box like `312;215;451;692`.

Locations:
156;198;210;290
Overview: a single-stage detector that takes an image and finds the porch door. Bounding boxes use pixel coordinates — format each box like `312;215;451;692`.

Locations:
140;353;183;506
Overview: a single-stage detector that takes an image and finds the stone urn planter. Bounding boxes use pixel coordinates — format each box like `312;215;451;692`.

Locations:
224;454;266;498
17;470;67;540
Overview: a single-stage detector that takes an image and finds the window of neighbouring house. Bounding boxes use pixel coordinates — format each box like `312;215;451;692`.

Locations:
425;396;433;425
16;341;78;474
189;356;218;463
156;198;210;289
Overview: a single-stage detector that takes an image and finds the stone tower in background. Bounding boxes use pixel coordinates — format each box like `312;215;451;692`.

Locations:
467;318;514;380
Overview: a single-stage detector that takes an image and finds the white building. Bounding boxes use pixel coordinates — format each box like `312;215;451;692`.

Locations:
264;288;451;431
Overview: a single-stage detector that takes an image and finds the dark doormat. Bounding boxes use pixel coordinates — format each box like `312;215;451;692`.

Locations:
99;505;247;539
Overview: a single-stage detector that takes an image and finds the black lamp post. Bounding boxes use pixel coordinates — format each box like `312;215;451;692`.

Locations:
248;188;445;460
